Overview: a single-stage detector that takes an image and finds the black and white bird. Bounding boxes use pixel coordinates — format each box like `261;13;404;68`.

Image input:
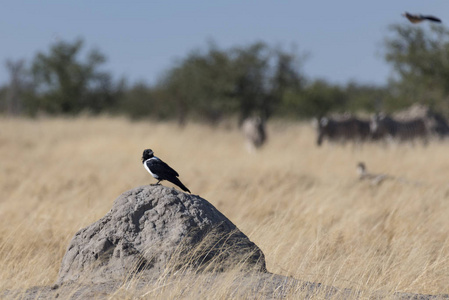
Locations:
403;12;442;24
141;149;191;193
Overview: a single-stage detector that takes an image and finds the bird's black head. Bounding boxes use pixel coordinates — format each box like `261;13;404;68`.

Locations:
357;162;366;172
142;149;154;162
356;162;367;178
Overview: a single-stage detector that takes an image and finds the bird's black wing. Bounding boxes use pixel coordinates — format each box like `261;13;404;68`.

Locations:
146;159;180;178
424;15;442;23
145;158;191;193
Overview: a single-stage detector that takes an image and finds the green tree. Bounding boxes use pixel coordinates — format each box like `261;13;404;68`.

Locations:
119;82;175;120
230;42;271;122
384;24;449;114
2;59;36;116
158;43;237;125
270;49;304;114
344;82;390;113
31;38;120;114
297;80;346;117
157;42;305;124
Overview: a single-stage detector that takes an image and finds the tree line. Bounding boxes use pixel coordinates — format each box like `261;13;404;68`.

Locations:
1;24;448;123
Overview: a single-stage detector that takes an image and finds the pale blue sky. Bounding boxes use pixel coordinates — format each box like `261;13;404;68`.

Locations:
1;1;448;86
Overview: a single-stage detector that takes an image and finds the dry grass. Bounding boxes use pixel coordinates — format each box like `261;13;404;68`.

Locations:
1;116;449;298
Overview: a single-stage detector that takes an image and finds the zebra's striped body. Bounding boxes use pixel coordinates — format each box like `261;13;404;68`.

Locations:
370;114;428;143
316;116;370;146
426;111;449;139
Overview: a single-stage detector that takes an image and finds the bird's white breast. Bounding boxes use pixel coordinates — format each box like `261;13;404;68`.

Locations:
144;157;160;179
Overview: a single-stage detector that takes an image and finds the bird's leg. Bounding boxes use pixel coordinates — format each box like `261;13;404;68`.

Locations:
156;180;161;185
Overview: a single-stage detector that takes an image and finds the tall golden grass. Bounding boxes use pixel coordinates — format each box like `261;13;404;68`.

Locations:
1;116;448;297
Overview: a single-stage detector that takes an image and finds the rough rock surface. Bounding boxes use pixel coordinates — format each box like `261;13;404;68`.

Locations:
56;185;266;285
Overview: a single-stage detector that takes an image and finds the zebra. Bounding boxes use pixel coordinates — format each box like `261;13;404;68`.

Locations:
369;113;429;144
392;104;449;140
316;115;371;146
242;116;267;152
425;110;449;139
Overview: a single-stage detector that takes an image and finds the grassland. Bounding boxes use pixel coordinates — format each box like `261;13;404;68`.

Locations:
1;116;449;298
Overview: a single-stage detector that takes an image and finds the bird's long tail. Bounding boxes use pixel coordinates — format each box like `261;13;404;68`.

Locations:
425;16;442;23
168;176;191;193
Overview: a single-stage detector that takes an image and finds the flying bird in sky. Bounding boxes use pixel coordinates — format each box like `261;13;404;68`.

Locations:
403;12;442;24
142;149;191;193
